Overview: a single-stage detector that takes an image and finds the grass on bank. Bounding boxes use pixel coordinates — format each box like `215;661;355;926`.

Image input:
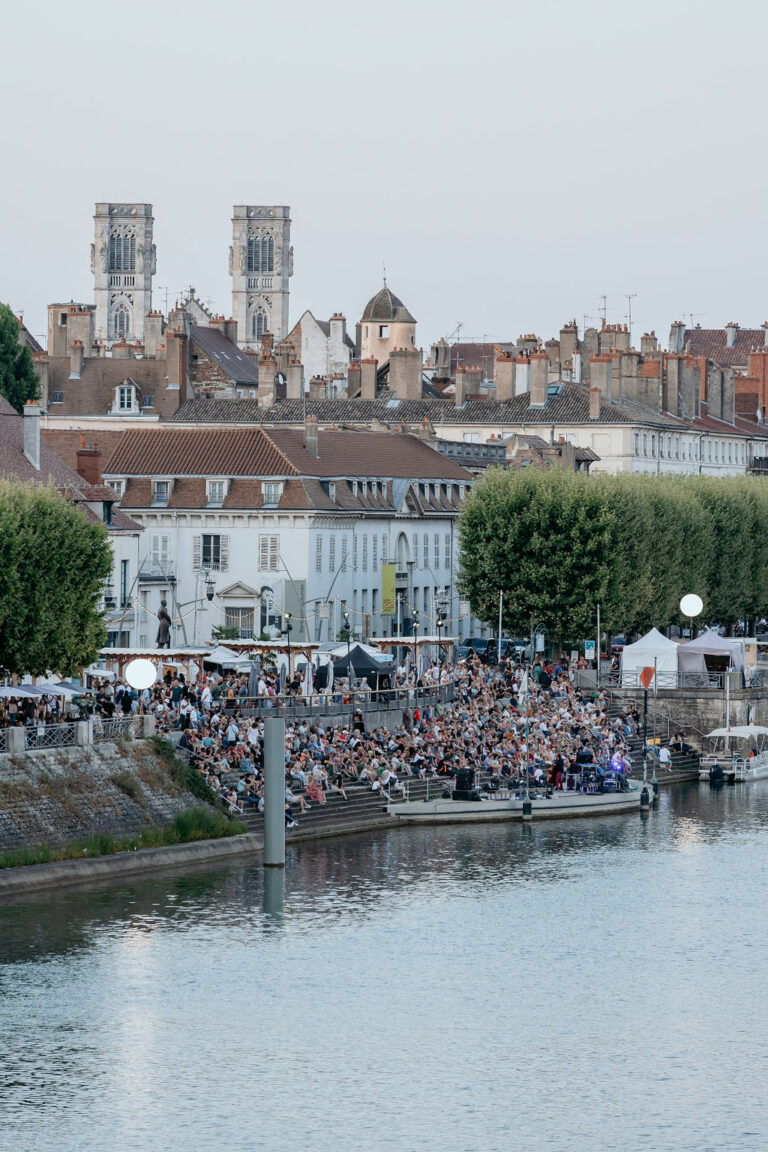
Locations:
0;808;246;870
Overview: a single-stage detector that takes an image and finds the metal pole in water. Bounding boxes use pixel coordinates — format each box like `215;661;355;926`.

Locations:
264;716;286;868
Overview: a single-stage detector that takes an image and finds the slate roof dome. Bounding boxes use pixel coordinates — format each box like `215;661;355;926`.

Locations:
361;286;416;324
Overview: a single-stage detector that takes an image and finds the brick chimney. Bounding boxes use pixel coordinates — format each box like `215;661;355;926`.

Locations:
388;347;423;401
70;339;85;378
346;361;362;398
23;401;41;471
303;414;319;456
360;358;378;401
285;358;303;401
590;354;613;400
494;351;516;403
76;433;102;484
166;330;188;403
529;352;549;405
589;387;601;420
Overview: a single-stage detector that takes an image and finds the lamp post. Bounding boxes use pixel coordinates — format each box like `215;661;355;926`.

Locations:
343;610;351;660
282;611;293;680
435;612;445;664
412;609;420;677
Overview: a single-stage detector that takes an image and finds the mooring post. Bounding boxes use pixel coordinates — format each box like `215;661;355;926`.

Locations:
263;716;286;868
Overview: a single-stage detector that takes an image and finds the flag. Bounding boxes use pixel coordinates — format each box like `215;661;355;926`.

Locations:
518;669;529;698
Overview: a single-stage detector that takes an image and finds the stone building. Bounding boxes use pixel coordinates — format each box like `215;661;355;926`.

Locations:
357;285;417;365
92;203;156;345
230;205;293;346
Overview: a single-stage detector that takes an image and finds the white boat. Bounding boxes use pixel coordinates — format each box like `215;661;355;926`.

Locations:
388;777;645;824
699;725;768;783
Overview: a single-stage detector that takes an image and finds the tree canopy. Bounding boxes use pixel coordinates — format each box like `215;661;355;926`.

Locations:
0;303;39;412
0;481;112;676
457;467;768;640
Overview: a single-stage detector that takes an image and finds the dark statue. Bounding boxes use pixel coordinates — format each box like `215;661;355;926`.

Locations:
156;600;172;649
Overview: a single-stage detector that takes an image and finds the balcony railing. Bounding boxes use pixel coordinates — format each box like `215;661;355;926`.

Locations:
24;723;77;750
139;562;175;583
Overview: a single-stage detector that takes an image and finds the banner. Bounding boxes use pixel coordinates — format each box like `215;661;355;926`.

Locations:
381;563;396;615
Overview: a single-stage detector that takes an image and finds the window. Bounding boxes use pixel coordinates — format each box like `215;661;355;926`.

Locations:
113;308;130;339
141;395;153;409
207;480;226;506
381;481;388;500
341;538;348;572
103;501;112;526
202;534;223;569
413;533;419;564
382;535;388;562
225;606;254;637
247;233;275;274
252;311;268;341
152;480;169;506
118;385;133;410
315;536;323;572
120;559;129;607
372;535;378;570
353;535;358;571
51;391;63;404
445;534;451;568
423;534;429;565
434;533;440;568
149;534;170;575
362;536;369;572
328;482;336;501
109;231;136;272
106;630;131;648
329;536;336;573
262;481;282;506
379;325;389;338
259;534;279;571
108;479;124;499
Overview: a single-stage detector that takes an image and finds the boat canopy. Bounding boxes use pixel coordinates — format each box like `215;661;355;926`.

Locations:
705;725;768;739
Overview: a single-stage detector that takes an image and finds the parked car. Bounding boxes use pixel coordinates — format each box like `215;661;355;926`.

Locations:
464;637;490;658
610;635;627;656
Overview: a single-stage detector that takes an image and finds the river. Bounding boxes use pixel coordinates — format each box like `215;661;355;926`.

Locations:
1;783;767;1152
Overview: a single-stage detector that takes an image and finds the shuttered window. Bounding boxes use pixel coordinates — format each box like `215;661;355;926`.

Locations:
193;534;229;571
259;534;279;571
434;533;440;569
315;535;323;572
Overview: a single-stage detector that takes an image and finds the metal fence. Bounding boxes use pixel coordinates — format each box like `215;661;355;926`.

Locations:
219;683;456;720
24;723;77;750
602;670;765;691
93;716;141;743
0;728;7;754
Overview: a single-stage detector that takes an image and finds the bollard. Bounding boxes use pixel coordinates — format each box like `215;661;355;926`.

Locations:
640;785;650;812
522;797;533;822
263;716;286;868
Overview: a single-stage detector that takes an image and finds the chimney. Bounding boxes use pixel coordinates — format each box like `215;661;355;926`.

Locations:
640;331;658;356
346;361;362;398
261;331;274;354
285;358;303;401
258;354;277;407
388;347;423;400
76;433;102;485
669;320;686;354
494;352;516;402
70;339;84;378
360;357;378;401
303;414;319;456
725;321;738;348
762;321;768;348
329;313;347;347
589;387;601;420
144;310;164;358
559;321;579;364
515;354;531;397
590;354;612;400
529;351;549;405
571;350;582;384
454;372;467;407
166;330;188;402
23;401;41;471
309;377;326;401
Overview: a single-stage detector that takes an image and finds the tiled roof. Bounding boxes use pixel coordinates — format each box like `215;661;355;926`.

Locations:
46;357;179;419
315;318;356;350
190;326;260;384
684;327;766;367
360;287;415;324
450;342;514;378
171;383;685;430
104;424;474;482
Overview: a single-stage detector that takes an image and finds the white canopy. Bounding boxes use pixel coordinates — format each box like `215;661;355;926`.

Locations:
204;645;242;665
706;725;768;739
620;628;679;676
679;630;744;674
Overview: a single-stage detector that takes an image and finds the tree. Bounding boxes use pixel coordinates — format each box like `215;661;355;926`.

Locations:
0;481;112;676
0;302;39;412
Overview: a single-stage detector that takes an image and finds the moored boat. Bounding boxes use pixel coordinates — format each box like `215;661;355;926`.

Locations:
698;725;768;784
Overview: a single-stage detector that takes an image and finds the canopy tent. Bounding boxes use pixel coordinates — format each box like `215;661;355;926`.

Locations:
678;630;744;675
203;645;244;668
620;628;679;677
706;725;768;739
332;644;395;688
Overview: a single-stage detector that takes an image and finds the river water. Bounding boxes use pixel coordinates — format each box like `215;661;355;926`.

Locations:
1;783;767;1152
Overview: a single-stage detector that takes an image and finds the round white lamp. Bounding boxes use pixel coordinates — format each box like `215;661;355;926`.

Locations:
124;658;158;690
679;593;703;619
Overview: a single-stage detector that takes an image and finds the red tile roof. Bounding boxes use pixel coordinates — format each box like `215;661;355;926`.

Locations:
684;327;766;367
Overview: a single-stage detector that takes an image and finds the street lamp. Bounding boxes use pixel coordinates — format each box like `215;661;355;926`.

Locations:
282;611;293;680
104;579;116;611
343;610;351;660
412;609;420;676
435;612;445;663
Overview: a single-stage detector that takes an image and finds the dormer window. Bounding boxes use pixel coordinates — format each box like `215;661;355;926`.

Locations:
262;481;283;506
108;479;125;500
352;481;358;498
118;385;134;410
381;481;388;500
207;479;227;506
360;481;367;499
328;482;336;501
141;395;153;409
152;480;170;506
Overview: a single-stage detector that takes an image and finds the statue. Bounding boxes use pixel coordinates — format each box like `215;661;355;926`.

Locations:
156;600;172;649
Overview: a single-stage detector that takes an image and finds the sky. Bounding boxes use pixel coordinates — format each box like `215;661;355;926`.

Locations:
1;0;766;351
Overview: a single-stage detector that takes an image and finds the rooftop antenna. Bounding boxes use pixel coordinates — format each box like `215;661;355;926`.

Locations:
624;293;637;343
600;295;608;326
382;260;387;288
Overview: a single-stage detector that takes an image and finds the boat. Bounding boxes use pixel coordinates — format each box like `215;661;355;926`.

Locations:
699;725;768;784
387;767;646;824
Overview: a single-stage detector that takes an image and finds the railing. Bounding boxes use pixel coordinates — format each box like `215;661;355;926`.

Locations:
0;728;7;753
218;683;456;720
602;670;759;691
94;716;141;742
24;723;77;750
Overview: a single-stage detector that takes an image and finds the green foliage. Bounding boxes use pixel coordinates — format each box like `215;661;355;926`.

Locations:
457;468;768;638
0;480;112;676
213;625;241;640
149;735;221;805
0;809;244;870
0;303;39;411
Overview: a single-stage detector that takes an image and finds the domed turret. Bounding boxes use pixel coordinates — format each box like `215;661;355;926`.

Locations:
358;283;416;364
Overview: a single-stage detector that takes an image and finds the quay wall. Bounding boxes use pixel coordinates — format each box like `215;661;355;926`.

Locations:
605;687;768;743
0;741;207;854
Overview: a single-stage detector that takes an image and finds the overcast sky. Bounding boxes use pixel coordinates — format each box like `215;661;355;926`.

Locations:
2;0;765;350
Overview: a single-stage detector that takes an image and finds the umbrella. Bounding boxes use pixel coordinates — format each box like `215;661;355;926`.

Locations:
302;663;314;696
248;659;260;699
279;663;287;695
326;658;334;693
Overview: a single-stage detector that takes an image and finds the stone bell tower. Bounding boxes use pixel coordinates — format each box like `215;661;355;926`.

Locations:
230;205;292;347
92;203;155;345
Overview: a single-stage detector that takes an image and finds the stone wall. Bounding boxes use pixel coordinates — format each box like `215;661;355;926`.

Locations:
606;687;768;745
0;741;205;853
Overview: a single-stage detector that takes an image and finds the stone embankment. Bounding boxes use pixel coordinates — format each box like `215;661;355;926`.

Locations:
0;740;207;854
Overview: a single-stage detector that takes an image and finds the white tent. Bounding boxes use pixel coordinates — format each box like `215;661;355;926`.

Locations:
678;630;744;674
620;628;679;678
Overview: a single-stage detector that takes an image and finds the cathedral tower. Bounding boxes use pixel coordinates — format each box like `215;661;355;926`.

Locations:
230;205;292;346
92;203;155;345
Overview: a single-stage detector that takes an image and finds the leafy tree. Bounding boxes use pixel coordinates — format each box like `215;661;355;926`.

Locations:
0;481;112;676
0;303;39;412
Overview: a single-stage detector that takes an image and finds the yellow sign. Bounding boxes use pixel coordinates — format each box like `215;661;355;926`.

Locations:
381;563;396;615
